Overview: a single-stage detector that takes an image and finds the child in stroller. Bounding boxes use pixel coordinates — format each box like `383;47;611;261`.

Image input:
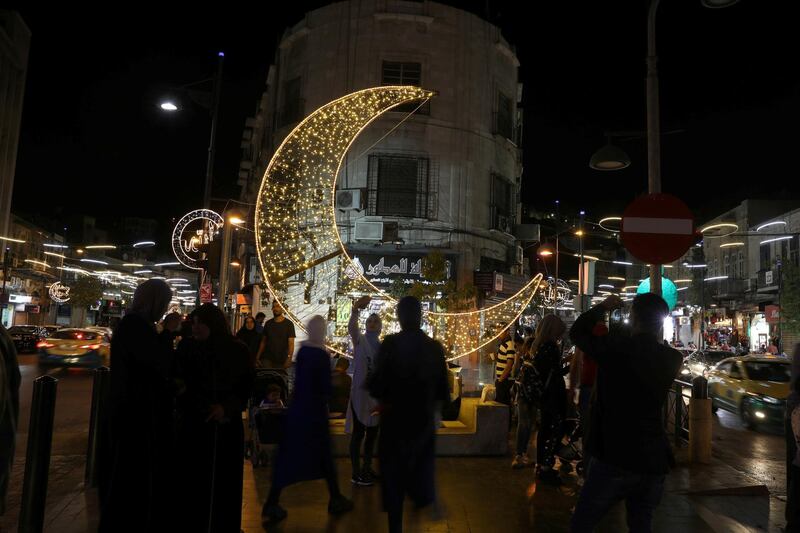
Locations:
247;369;289;467
556;414;586;477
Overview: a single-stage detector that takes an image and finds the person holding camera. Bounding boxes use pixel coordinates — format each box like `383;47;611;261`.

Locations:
568;293;682;532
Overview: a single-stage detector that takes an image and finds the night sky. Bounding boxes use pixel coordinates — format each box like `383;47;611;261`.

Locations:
13;2;799;233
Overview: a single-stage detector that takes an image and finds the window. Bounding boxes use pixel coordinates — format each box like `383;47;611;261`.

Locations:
491;174;513;232
760;243;771;271
381;61;429;114
367;154;431;218
737;251;745;279
495;92;513;140
278;77;304;127
728;363;743;380
716;362;732;375
743;362;790;382
723;253;730;277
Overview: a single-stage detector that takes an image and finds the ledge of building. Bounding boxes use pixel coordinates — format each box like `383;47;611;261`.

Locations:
374;12;434;25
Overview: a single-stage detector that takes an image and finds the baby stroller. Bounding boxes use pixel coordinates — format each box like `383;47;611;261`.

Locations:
556;413;586;477
247;368;289;468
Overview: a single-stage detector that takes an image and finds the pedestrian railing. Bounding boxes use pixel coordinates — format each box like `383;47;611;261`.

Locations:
664;379;691;445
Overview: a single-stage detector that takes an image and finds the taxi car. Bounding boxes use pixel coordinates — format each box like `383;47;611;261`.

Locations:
707;355;790;429
37;328;111;368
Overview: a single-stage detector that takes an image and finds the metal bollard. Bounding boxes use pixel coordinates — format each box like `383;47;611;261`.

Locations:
674;381;683;446
692;375;708;399
689;376;712;464
85;366;110;487
19;375;58;533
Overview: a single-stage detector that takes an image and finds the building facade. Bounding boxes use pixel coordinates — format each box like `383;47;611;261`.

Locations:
238;0;524;305
0;11;31;237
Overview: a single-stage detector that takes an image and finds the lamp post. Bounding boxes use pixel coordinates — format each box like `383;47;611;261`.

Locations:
591;0;739;298
160;52;225;309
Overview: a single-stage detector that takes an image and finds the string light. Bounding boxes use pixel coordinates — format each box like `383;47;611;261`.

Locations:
24;259;49;268
44;251;67;259
254;86;544;360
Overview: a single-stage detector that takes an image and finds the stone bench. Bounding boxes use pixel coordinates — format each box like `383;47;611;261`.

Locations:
329;397;509;456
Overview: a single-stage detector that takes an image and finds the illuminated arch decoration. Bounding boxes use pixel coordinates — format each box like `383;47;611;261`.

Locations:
171;209;224;270
255;86;543;360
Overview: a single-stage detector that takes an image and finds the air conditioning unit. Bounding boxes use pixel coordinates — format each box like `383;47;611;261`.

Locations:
354;220;384;241
336;189;363;210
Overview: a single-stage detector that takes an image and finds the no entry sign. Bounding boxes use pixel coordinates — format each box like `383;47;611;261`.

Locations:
621;193;695;265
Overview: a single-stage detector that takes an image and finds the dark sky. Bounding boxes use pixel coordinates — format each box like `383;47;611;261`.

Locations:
13;1;800;232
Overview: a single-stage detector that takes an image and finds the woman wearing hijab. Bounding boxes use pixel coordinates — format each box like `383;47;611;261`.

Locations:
174;304;254;533
99;279;175;533
262;315;353;525
236;315;262;366
346;295;381;485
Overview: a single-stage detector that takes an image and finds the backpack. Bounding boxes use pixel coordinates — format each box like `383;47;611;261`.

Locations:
516;359;552;405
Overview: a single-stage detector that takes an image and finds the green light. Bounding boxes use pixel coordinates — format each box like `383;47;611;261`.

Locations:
637;277;678;311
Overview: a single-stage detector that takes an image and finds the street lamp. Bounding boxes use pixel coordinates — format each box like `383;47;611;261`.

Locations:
589;141;631;171
590;0;738;298
159;52;225;310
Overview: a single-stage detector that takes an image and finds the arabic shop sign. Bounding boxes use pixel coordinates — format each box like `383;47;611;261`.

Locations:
344;253;456;288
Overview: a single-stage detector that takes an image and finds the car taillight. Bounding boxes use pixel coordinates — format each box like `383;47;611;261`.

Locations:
80;344;101;350
37;341;54;348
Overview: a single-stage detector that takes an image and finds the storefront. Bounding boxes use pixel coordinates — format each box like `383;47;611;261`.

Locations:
749;313;770;352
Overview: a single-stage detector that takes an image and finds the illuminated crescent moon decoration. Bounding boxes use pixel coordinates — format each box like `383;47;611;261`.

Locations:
49;281;71;303
255;86;543;360
172;209;224;270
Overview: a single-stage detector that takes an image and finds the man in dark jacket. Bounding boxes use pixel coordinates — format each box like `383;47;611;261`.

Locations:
368;296;450;533
569;293;682;532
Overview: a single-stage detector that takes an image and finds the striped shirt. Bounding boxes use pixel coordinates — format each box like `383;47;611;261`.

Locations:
495;339;516;379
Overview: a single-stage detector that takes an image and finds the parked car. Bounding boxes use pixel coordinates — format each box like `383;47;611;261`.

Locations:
686;350;732;377
707;355;790;429
7;325;47;353
37;328;111;368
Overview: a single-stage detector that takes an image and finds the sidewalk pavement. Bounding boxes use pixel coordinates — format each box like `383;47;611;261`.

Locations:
246;448;786;532
0;448;786;532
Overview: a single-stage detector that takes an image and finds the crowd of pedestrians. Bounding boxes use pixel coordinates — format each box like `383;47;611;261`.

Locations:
5;277;790;532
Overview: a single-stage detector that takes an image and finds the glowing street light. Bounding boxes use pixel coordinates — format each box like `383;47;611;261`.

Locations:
160;102;178;112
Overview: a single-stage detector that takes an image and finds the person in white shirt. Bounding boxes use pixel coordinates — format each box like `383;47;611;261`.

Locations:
346;296;381;486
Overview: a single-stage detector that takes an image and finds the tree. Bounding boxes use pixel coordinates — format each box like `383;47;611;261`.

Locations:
69;276;103;327
781;260;800;337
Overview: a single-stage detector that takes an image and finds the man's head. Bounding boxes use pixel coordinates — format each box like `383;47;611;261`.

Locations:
365;313;382;333
271;301;284;318
397;296;422;331
630;293;668;337
334;357;350;373
255;312;266;324
499;326;511;342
